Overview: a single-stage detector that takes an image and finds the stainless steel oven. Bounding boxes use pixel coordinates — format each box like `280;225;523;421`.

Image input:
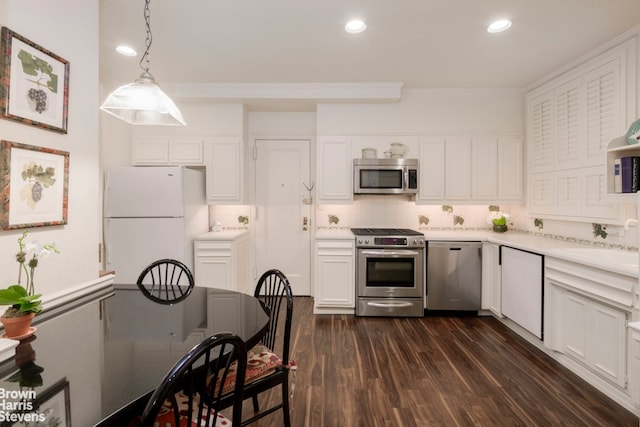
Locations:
352;228;425;317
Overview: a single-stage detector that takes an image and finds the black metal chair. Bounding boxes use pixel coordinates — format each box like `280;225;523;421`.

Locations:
219;269;294;427
139;333;248;427
136;258;195;304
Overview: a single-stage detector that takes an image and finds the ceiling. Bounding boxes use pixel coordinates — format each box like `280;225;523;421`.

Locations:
99;0;640;111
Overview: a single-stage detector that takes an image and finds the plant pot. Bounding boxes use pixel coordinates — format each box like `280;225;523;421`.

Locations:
1;313;35;338
493;224;508;233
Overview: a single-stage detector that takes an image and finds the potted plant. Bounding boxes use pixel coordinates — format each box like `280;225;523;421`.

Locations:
487;206;510;233
0;230;58;339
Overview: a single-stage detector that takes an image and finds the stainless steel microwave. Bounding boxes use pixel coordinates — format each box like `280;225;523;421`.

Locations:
353;158;419;195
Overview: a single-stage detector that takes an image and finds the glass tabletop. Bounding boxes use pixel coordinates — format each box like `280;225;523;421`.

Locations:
0;285;269;426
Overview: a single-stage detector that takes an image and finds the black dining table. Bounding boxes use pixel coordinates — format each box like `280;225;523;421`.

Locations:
0;284;269;426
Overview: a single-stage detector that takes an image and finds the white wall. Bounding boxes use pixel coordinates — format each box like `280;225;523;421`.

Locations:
0;0;100;296
317;88;524;135
248;111;316;136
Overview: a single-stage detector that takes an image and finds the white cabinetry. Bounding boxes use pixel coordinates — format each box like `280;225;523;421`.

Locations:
561;291;627;388
132;137;204;166
481;242;501;316
418;136;523;203
194;232;250;293
526;37;635;221
314;238;355;314
317;137;352;203
498;138;524;201
418;137;445;200
204;137;245;204
472;138;497;200
545;257;634;392
445;137;472;200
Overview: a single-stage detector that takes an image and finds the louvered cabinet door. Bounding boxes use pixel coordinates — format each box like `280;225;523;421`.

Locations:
554;78;582;169
528;90;554;173
584;166;621;220
554;170;582;216
528;173;554;215
583;57;623;167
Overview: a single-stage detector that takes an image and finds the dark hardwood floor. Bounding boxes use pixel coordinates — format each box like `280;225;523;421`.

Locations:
240;297;638;426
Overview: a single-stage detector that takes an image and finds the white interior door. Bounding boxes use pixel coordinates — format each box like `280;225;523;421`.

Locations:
254;139;311;295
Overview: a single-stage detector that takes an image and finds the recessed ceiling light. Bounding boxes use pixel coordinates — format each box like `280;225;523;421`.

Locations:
345;19;366;34
115;45;137;57
487;19;512;33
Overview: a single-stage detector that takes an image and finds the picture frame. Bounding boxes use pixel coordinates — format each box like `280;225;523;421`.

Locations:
0;27;70;134
0;140;70;230
0;377;71;426
32;378;71;427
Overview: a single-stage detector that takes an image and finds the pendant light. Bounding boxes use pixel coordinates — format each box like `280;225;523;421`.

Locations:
100;0;186;126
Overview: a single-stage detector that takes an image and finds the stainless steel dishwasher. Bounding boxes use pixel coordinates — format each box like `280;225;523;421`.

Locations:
426;241;482;311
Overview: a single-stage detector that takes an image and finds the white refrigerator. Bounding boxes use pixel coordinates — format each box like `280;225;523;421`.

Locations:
103;166;209;284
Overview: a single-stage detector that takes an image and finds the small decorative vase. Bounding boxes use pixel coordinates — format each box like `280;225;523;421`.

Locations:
1;313;35;338
493;224;508;233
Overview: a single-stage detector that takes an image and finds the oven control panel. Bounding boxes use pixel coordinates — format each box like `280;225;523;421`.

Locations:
355;236;425;248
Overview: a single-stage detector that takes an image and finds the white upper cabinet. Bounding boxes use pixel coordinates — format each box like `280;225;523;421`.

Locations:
418;135;522;204
472;138;498;200
554;78;582;170
529;90;554;174
132;137;204;166
583;58;622;167
317;137;352;203
526;37;635;222
498;137;524;201
445;137;472;200
418;137;445;200
204;137;246;204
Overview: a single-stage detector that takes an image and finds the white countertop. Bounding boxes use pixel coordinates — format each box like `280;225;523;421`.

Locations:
195;229;249;241
314;228;639;277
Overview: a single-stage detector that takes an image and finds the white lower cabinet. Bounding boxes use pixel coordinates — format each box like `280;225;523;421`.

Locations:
562;290;627;388
545;257;633;393
480;242;501;316
314;239;355;314
194;233;250;293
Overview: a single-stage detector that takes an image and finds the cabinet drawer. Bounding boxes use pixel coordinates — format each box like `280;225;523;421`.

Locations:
194;241;233;257
545;257;635;308
316;240;354;256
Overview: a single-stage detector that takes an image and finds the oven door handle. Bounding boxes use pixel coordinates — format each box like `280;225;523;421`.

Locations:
367;301;414;308
361;250;421;256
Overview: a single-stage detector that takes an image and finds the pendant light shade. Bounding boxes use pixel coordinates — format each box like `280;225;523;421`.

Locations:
100;0;186;126
101;72;186;126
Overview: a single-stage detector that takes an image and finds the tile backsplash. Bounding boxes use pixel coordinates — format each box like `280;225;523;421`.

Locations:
208;198;639;250
208;205;251;231
317;196;639;250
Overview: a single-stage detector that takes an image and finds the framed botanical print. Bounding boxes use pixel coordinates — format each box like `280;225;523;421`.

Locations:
0;27;70;133
0;140;70;230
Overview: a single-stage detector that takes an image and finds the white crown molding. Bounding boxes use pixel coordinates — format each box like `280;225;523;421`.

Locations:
164;82;404;103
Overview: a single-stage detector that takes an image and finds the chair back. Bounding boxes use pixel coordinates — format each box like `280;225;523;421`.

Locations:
254;269;293;364
137;258;195;304
139;333;247;427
